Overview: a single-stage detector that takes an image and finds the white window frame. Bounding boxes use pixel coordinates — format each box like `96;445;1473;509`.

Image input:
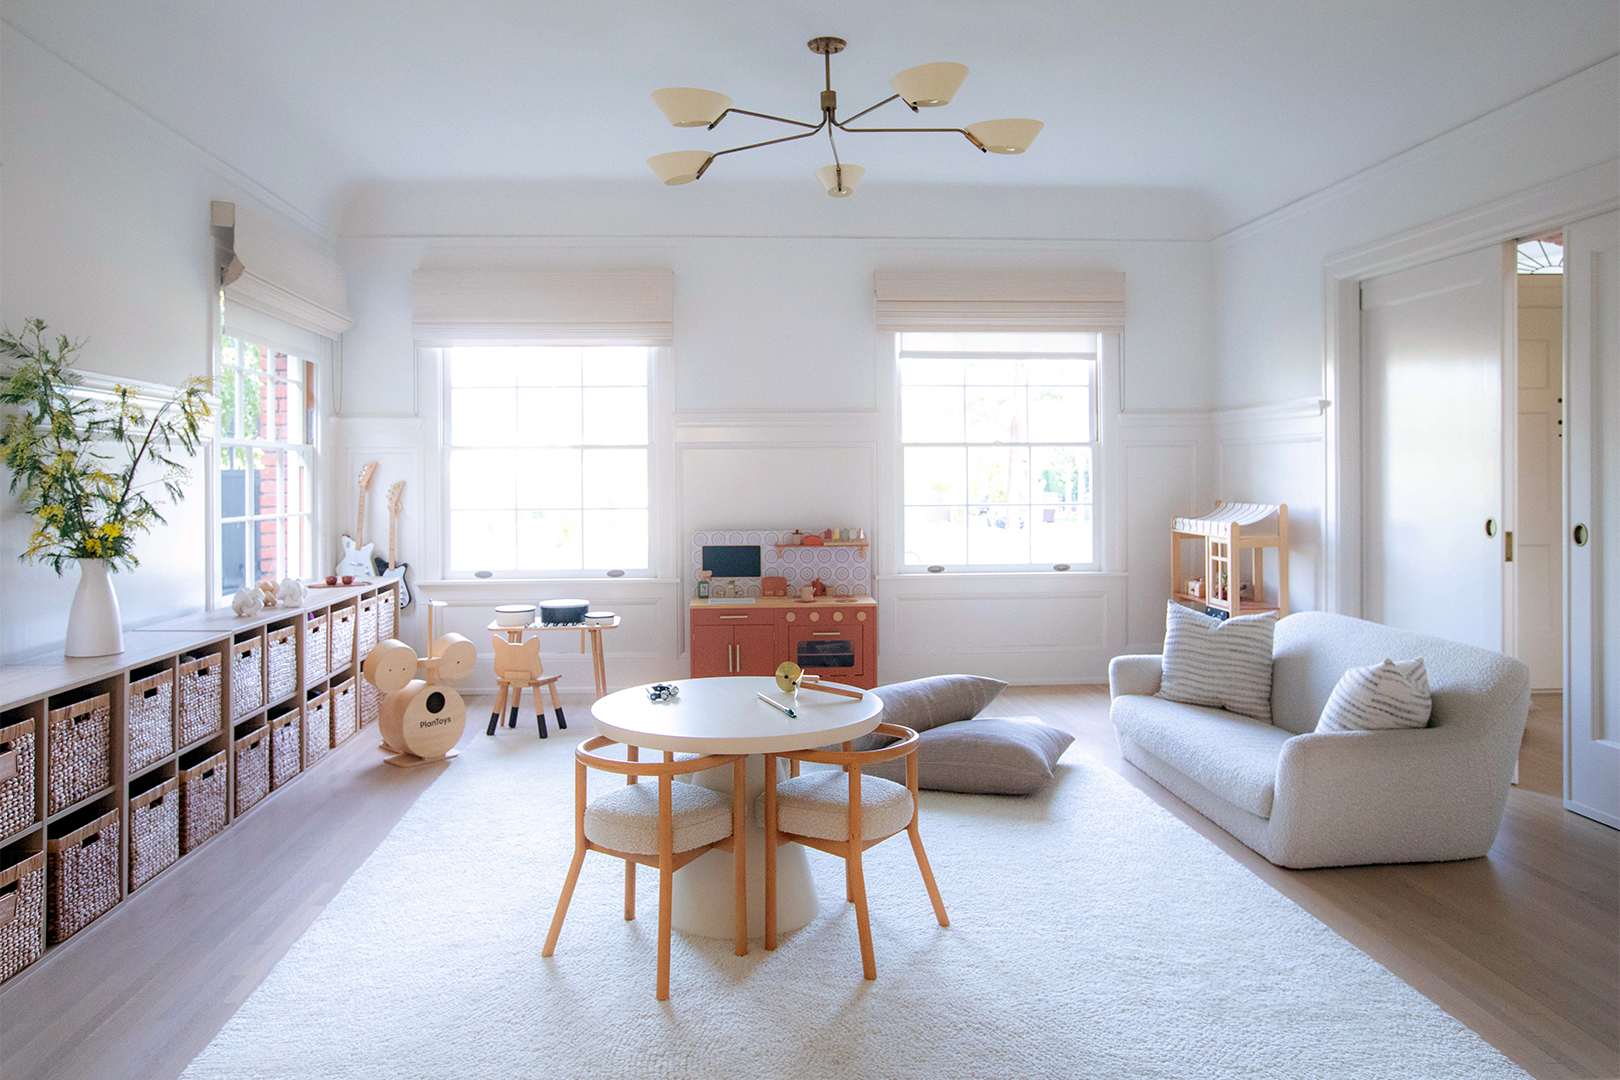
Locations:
432;342;670;581
888;330;1116;575
211;311;323;601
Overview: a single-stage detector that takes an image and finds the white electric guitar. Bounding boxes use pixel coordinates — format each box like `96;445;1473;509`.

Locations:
334;461;377;579
372;480;412;608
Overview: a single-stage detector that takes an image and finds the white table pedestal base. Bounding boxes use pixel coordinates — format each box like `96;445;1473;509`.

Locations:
672;756;818;939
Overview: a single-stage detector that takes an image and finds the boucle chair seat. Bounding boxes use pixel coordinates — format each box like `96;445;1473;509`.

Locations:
583;781;733;855
757;771;914;841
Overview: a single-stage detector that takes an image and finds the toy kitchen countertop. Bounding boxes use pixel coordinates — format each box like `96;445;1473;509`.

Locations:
689;596;875;609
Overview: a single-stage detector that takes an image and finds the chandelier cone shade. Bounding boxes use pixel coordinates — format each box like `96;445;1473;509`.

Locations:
814;163;864;197
651;87;733;128
648;37;1041;196
646;150;714;185
964;118;1044;154
888;62;969;107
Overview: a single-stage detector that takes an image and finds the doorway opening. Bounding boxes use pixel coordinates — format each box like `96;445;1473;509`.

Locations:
1511;233;1564;796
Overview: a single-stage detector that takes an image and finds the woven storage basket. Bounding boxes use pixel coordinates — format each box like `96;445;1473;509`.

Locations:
0;719;39;838
47;694;111;815
0;851;46;985
128;776;180;891
178;653;223;747
231;634;264;720
305;691;332;762
48;807;119;943
233;726;270;815
359;678;381;730
305;613;330;684
378;588;397;639
358;598;379;661
269;708;302;789
330;677;357;745
330;604;356;673
267;626;298;703
179;750;227;853
127;669;175;773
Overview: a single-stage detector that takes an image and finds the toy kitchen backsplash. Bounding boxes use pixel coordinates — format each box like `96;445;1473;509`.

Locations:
689;530;870;597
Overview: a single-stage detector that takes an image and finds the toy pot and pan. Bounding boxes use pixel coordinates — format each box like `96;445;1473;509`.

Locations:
538;598;590;625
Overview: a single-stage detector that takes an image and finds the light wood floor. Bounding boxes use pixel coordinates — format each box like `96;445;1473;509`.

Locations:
0;690;1614;1080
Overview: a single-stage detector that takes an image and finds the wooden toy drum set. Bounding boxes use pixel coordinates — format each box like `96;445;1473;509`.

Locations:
362;601;477;767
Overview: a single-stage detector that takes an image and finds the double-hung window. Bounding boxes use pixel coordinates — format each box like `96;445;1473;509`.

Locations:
899;331;1099;570
444;345;650;575
216;317;317;595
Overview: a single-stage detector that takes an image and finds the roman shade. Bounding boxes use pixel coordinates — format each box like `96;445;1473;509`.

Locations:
411;269;675;345
212;202;352;337
874;269;1125;331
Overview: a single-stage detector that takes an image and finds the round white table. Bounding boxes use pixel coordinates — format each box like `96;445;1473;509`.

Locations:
591;676;884;940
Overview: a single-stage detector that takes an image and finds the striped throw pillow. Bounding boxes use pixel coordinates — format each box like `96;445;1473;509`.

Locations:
1315;658;1432;732
1156;602;1277;722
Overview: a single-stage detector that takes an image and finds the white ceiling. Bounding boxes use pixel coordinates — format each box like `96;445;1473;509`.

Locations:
4;1;1616;235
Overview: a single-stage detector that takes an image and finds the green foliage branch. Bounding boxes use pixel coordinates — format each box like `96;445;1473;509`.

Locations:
0;318;212;573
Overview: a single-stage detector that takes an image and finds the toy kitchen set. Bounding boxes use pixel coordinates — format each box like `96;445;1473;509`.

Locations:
688;528;876;689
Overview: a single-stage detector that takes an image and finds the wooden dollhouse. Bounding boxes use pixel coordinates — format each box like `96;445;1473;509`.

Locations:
1171;502;1289;619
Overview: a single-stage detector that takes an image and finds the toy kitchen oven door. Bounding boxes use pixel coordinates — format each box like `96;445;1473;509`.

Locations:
789;619;865;682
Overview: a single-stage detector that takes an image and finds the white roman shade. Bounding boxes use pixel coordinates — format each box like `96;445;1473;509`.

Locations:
411;269;675;345
874;270;1126;331
212;202;352;337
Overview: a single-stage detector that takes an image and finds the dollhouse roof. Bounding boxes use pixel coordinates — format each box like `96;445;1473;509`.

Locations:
1173;502;1282;536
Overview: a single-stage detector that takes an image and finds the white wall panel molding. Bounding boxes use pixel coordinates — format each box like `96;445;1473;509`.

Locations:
672;410;881;445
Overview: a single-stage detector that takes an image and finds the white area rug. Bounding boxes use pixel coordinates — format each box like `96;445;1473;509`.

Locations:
182;729;1527;1080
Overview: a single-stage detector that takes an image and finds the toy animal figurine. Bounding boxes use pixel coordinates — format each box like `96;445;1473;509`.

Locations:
232;586;265;617
361;600;476;767
487;634;565;739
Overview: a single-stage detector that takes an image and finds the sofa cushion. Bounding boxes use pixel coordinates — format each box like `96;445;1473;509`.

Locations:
1316;658;1433;732
1158;602;1277;721
863;716;1075;795
1111;694;1292;818
853;674;1008;750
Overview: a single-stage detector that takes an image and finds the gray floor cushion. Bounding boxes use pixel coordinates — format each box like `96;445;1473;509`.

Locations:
854;674;1008;750
864;716;1075;796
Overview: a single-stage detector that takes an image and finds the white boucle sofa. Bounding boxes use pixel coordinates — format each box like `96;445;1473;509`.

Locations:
1109;611;1531;869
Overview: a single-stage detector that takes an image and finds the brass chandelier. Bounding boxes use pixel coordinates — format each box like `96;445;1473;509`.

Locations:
647;37;1043;197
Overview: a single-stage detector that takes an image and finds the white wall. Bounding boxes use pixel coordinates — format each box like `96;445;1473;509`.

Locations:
335;181;1220;692
0;26;336;658
1208;57;1620;617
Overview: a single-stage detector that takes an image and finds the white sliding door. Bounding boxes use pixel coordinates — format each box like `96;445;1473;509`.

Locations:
1361;245;1508;649
1563;209;1619;829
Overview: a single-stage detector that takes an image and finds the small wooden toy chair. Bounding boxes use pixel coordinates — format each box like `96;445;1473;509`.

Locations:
488;635;566;739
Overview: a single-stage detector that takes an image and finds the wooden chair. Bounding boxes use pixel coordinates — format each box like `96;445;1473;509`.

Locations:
760;723;949;980
543;736;749;1000
487;634;565;738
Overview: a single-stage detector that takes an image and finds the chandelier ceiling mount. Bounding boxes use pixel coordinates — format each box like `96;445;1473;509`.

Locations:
647;37;1044;196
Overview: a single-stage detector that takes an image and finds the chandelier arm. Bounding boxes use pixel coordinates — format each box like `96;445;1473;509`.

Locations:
695;122;830;179
708;107;823;131
836;94;908;126
838;125;988;152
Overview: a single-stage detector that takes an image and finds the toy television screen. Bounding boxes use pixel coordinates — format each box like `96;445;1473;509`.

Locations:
702;544;762;578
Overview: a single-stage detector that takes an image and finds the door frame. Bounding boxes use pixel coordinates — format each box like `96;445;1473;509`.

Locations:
1320;161;1617;618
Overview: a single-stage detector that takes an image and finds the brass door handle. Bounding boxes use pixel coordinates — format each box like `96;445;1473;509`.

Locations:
811;631;842;636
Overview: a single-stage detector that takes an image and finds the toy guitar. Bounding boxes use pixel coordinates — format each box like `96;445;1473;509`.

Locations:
372;480;412;608
334;461;377;578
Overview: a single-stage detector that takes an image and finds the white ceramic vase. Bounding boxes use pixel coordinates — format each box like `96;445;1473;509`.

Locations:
64;558;124;658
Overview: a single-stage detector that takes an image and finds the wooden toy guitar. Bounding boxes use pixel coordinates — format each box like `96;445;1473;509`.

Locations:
372;480;412;608
334;461;377;578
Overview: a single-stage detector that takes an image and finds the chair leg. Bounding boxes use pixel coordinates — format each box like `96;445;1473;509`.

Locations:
848;845;877;980
624;861;636;921
732;757;747;958
487;682;510;736
542;845;588;957
547;682;566;730
509;683;522;729
657;853;673;1001
845;860;854;903
764;755;779;951
908;820;950;927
